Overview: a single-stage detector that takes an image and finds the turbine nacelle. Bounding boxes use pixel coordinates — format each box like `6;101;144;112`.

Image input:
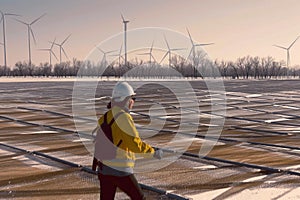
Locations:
186;27;214;64
95;45;118;66
121;14;129;23
273;35;300;67
160;36;186;65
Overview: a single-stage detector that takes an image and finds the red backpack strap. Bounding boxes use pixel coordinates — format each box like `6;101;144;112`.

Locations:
103;112;108;124
108;111;124;126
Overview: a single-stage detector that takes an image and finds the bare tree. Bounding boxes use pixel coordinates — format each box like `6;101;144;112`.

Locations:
261;57;274;78
236;56;252;79
251;57;260;79
215;60;229;78
228;61;239;79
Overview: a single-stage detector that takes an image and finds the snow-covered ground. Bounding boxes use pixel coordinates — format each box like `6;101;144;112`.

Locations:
1;79;300;200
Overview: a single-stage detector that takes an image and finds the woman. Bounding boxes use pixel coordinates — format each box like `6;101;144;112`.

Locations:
92;82;162;200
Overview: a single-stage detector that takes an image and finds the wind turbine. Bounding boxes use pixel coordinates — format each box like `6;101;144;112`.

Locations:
186;28;214;65
15;13;46;66
109;44;124;66
273;36;300;68
138;41;157;65
1;11;20;67
109;44;124;77
38;38;58;66
160;35;185;66
95;46;117;67
53;34;71;64
121;14;129;66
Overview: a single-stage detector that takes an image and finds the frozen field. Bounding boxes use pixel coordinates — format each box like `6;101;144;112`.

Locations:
0;79;300;199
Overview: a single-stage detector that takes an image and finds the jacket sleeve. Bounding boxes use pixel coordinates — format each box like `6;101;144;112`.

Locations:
114;113;155;155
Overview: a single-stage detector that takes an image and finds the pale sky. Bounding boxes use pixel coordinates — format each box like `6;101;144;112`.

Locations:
1;0;300;67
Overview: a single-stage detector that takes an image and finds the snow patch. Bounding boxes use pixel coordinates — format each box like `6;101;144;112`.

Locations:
230;187;300;200
246;94;263;98
192;165;217;170
242;175;268;183
187;188;231;200
265;118;289;123
32;130;59;134
273;104;299;110
12;155;61;171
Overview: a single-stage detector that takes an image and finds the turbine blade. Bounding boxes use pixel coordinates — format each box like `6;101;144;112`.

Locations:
38;48;51;51
62;47;69;60
288;36;300;49
160;52;169;64
30;13;46;25
287;50;290;67
186;48;193;60
273;45;287;50
151;54;157;63
61;34;71;45
195;43;214;46
119;43;123;54
5;13;21;17
150;40;154;52
119;55;125;61
50;42;60;46
107;50;118;54
95;46;104;54
30;27;37;45
38;48;50;51
121;14;125;22
51;50;58;61
14;18;28;26
50;37;56;49
172;48;186;51
186;27;194;45
163;34;170;50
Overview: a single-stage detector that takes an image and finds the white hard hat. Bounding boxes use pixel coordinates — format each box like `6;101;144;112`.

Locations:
112;82;136;102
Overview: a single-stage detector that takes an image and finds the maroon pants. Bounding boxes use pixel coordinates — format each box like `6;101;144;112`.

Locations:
98;173;145;200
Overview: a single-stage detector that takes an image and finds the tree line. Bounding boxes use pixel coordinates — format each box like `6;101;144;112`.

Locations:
0;55;299;79
214;56;300;79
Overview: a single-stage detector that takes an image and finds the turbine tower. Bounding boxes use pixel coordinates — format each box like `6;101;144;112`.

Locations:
160;35;185;67
273;35;300;68
110;44;124;67
186;28;214;65
138;41;156;65
121;14;129;66
15;13;46;66
0;11;20;67
38;38;58;66
53;34;71;64
109;44;124;77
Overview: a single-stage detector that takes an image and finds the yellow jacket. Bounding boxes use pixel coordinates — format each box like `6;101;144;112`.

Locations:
97;106;154;168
